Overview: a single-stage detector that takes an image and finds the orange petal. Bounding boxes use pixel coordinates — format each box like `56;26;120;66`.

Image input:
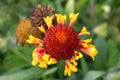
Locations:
78;27;90;36
79;44;98;60
69;13;79;27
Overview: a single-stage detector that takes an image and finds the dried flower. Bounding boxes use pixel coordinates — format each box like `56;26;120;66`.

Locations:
16;19;43;45
30;5;56;28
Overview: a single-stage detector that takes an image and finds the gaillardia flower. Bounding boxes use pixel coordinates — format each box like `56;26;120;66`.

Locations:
26;13;98;76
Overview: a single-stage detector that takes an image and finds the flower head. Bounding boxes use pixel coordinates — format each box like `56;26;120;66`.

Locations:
27;13;98;76
44;25;79;60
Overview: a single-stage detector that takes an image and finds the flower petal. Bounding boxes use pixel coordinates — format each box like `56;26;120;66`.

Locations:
38;25;46;33
64;60;78;76
79;44;98;60
36;46;45;54
48;58;57;64
70;56;78;66
74;51;83;60
39;61;47;68
26;35;43;45
69;13;79;27
78;27;90;36
64;64;71;76
42;53;57;65
31;48;42;66
55;14;66;24
44;16;53;28
80;39;92;48
42;54;50;62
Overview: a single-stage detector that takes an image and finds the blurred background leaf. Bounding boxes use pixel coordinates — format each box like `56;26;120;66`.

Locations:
83;70;105;80
107;39;119;69
93;36;107;70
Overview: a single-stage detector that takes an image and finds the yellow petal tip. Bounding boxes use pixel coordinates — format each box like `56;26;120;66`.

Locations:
38;25;45;33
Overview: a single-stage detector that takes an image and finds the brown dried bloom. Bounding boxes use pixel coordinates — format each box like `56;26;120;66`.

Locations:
16;19;43;45
30;5;56;29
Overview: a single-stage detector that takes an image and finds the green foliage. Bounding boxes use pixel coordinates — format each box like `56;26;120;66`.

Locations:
0;0;120;79
94;36;107;70
81;58;89;76
65;0;75;14
107;39;119;68
83;70;105;80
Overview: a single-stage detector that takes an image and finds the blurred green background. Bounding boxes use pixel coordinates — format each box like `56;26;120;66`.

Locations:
0;0;120;80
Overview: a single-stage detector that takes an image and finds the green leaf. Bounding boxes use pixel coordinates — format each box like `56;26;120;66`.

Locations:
57;61;65;79
69;72;82;80
3;50;29;70
45;78;63;80
75;0;90;12
94;36;107;70
0;67;45;80
107;39;119;68
10;46;34;63
55;0;65;14
83;70;105;80
43;67;57;76
108;61;120;72
65;0;75;14
81;58;89;76
2;64;30;75
104;71;120;80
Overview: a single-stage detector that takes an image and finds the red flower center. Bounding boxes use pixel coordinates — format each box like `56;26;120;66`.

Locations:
44;24;79;60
